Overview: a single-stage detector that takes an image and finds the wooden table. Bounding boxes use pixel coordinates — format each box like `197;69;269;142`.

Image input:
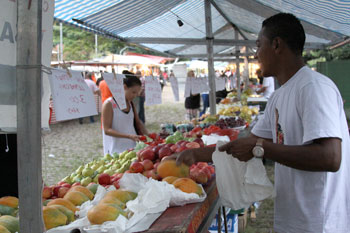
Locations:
140;177;220;233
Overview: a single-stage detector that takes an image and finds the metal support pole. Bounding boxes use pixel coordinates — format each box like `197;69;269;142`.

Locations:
16;0;44;232
95;34;98;57
205;0;216;115
235;29;241;99
60;22;63;61
244;46;249;90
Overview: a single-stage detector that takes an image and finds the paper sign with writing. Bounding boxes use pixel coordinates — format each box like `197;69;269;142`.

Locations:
200;78;210;93
184;77;192;98
49;69;97;121
0;0;54;132
191;78;202;95
169;76;179;101
216;77;226;91
145;76;162;106
103;73;126;110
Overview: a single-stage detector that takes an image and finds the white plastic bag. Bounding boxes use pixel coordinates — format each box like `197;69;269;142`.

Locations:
212;141;275;210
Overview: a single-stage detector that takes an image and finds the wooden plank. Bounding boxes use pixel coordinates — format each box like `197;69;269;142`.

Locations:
16;0;44;232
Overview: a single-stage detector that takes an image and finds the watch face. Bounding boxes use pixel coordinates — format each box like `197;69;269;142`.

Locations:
253;146;264;158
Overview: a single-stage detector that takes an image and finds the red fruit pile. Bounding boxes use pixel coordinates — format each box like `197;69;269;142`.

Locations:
189;162;215;184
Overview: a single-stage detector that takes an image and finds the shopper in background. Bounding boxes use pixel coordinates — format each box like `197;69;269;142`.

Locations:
185;70;200;121
102;73;148;154
256;71;275;99
172;13;350;233
136;70;146;123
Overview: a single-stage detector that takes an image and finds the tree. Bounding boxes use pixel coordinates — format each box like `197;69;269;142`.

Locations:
53;22;159;61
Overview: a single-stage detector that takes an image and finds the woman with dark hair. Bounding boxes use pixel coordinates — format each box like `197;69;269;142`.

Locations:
102;72;148;154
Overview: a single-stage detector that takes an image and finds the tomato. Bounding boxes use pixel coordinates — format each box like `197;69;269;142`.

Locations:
139;135;147;142
148;133;158;140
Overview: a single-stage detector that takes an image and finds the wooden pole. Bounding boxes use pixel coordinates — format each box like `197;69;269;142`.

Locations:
16;0;44;232
205;0;216;115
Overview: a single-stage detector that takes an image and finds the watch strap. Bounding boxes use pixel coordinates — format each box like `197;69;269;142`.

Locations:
256;138;264;147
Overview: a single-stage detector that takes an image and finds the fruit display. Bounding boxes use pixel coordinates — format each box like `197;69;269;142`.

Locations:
215;117;246;128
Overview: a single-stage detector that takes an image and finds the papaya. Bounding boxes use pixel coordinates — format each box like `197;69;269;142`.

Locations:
0;205;17;217
0;197;18;209
0;225;10;233
0;215;19;233
47;198;78;213
173;178;203;195
63;191;89;206
43;206;67;230
43;199;52;206
157;160;189;179
87;183;99;195
49;205;75;223
162;176;179;184
104;190;137;203
99;196;126;209
87;203;124;225
69;186;94;200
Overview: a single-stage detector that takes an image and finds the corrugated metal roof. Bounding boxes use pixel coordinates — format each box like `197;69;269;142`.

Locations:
54;0;350;58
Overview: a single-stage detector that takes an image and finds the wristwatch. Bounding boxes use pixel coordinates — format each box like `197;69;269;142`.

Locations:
252;138;264;158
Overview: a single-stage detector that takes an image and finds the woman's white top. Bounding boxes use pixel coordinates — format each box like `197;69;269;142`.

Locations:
102;97;136;155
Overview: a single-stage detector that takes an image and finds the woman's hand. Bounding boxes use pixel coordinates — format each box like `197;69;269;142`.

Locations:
128;135;140;142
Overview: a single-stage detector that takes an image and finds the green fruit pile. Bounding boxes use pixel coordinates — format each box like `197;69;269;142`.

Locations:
60;150;137;186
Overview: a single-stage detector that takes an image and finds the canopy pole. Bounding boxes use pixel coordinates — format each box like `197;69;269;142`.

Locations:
16;0;44;232
205;0;216;115
235;29;241;99
60;22;63;61
244;46;249;90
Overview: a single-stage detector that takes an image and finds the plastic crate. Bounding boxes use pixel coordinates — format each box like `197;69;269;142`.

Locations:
208;213;238;233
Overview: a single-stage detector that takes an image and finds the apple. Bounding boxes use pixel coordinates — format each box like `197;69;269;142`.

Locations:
201;167;212;180
51;195;58;199
170;144;178;152
98;173;111;185
165;143;174;148
153;162;160;170
191;169;208;184
52;186;61;197
158;146;172;159
57;181;67;186
113;180;120;189
175;146;187;153
193;138;205;147
141;159;154;171
186;142;200;149
180;141;189;147
175;140;185;146
161;156;170;161
42;186;53;199
152;144;163;157
130;161;144;173
61;183;71;189
149;169;160;180
139;149;155;161
115;173;124;180
196;162;208;169
72;182;81;187
58;187;69;198
208;165;215;174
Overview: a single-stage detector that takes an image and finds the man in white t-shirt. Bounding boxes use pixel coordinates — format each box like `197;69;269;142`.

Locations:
256;76;275;98
171;13;349;233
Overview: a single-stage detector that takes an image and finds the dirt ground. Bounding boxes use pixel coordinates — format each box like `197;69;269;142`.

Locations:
41;84;275;232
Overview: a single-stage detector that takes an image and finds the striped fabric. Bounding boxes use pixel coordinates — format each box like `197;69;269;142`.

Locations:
54;0;350;55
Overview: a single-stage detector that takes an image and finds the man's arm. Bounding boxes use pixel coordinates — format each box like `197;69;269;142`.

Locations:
219;134;341;172
256;86;267;94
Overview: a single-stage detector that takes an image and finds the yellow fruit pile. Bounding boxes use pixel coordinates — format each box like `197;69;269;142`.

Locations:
43;186;94;230
87;190;137;225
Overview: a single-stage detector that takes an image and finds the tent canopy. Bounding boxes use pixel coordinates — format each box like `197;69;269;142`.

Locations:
54;0;350;59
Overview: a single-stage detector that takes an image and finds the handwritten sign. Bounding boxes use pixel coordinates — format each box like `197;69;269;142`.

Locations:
103;73;126;110
199;78;210;93
184;77;192;98
169;76;179;101
145;76;162;106
216;77;226;91
0;0;54;131
49;69;97;121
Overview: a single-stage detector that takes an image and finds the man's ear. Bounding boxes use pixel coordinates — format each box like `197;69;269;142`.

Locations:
273;37;283;53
